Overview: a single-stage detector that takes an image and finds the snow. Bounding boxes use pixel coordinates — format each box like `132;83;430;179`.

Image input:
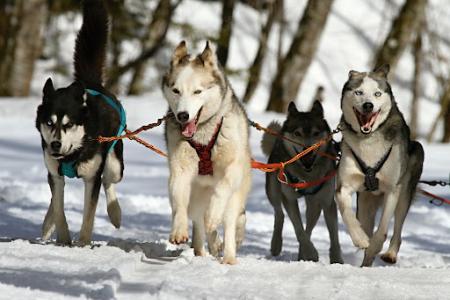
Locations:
1;0;450;298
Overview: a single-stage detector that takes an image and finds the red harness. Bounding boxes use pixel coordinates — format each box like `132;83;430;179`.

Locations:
187;118;223;176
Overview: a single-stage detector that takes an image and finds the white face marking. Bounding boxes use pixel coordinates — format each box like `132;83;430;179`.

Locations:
62;115;69;126
51;115;57;123
343;75;392;133
163;64;224;125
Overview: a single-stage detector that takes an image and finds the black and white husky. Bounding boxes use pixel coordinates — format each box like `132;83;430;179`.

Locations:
336;65;424;266
36;0;124;246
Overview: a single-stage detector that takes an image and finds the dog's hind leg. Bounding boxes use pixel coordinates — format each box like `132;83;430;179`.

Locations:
79;175;102;246
189;186;209;256
356;192;382;238
323;199;343;264
42;202;55;240
48;174;71;245
266;174;284;256
282;195;318;262
235;211;246;251
102;150;123;229
305;197;321;238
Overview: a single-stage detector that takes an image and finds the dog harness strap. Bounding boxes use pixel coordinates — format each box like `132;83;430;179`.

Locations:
60;89;127;178
188;118;223;176
350;146;393;191
85;88;127;153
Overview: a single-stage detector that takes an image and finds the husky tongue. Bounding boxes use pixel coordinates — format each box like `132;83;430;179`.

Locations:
181;120;197;138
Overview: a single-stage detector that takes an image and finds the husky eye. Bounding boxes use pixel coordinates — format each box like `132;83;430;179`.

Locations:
355;90;363;96
46;120;54;127
172;88;180;95
374;91;382;97
193;90;202;95
294;131;302;137
65;122;74;128
313;131;320;137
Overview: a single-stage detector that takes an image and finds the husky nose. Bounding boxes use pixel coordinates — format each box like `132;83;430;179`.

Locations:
362;102;374;113
177;112;189;123
50;141;62;151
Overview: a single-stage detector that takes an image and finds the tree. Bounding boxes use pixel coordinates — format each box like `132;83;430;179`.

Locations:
372;0;427;72
266;0;334;112
242;0;280;103
0;0;48;96
217;0;237;67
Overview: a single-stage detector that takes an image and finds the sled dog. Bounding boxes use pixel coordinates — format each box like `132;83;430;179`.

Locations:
336;65;424;266
262;100;343;263
162;41;252;264
36;0;124;245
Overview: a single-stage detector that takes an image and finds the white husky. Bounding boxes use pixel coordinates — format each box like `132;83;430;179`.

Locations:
162;41;252;264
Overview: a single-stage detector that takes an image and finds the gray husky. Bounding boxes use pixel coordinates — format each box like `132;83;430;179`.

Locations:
262;101;343;263
336;65;424;267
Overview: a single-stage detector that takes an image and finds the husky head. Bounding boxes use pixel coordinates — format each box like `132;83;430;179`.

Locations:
162;41;227;139
36;78;88;159
282;101;330;171
341;65;393;135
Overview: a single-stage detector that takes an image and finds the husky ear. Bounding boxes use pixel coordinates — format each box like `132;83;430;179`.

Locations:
373;64;390;78
171;40;188;66
348;70;362;78
288;101;299;115
311;100;324;118
43;78;54;97
197;41;217;68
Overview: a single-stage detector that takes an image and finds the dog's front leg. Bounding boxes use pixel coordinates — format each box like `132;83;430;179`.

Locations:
78;175;102;246
48;173;71;245
336;183;369;249
169;172;192;244
362;187;400;267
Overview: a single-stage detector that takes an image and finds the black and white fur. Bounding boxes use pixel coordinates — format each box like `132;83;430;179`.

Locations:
262;101;343;263
336;65;424;266
36;0;124;246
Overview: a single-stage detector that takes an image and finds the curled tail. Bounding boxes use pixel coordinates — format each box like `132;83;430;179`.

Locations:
261;121;282;156
74;0;108;86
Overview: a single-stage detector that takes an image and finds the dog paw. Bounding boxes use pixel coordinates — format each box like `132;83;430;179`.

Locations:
56;233;72;246
380;252;397;264
329;247;344;264
194;248;207;257
221;256;238;265
350;228;370;249
107;201;121;229
169;227;189;244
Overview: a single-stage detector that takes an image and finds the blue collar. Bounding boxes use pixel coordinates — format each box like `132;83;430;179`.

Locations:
60;88;126;178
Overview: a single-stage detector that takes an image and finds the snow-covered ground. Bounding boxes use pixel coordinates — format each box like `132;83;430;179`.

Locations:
1;0;450;298
0;96;450;299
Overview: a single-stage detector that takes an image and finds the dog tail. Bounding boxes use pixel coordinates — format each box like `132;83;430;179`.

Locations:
261;121;282;156
408;141;425;205
74;0;108;86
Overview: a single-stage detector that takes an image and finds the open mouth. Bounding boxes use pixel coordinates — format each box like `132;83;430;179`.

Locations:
295;146;317;171
180;107;203;139
353;107;380;134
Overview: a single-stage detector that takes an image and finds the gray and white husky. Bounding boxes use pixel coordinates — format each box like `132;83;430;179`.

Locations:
262;101;343;263
336;65;424;266
162;41;252;264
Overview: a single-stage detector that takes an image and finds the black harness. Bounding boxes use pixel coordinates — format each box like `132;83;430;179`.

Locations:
284;171;326;196
350;146;392;191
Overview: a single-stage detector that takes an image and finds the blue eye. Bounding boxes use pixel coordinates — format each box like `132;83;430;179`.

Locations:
355;90;363;96
374;91;382;97
46;120;53;126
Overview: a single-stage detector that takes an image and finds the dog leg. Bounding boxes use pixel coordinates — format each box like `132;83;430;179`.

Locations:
282;196;318;262
305;197;321;238
169;171;193;244
49;174;71;245
266;174;284;256
380;187;409;264
362;188;400;267
102;151;122;229
42;201;55;240
78;176;101;246
323;200;343;264
356;192;382;238
336;184;369;249
235;211;246;251
192;220;206;256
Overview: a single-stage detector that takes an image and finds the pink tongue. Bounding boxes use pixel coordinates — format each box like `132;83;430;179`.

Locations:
181;120;197;138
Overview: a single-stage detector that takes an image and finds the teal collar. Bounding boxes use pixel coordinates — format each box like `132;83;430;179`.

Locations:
60;89;126;178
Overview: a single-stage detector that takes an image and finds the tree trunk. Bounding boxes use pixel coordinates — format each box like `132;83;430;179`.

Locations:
217;0;237;67
409;30;422;139
441;80;450;143
127;0;173;95
372;0;427;72
266;0;334;112
106;0;178;90
242;0;278;103
0;0;48;96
